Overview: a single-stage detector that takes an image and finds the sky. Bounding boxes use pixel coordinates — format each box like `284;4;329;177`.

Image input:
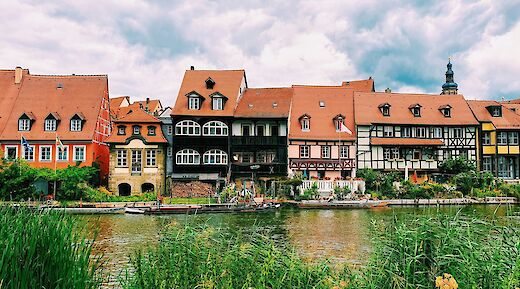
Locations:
1;0;520;106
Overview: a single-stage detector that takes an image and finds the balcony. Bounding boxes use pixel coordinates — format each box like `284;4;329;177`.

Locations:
231;136;287;146
231;163;287;175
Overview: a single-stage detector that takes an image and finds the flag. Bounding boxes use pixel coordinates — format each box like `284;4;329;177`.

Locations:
56;136;64;150
340;122;352;134
21;136;32;152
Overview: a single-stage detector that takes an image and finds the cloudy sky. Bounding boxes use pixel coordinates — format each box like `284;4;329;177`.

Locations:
1;0;519;105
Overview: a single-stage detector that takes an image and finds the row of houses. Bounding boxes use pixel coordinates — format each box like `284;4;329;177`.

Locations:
1;63;519;196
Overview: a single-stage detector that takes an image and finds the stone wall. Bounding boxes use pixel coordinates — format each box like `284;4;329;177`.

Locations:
167;180;215;198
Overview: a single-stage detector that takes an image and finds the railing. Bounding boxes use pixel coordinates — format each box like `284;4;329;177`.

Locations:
231;136;287;146
231;163;287;174
300;180;365;194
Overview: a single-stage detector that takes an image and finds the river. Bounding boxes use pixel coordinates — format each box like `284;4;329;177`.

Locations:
77;204;520;286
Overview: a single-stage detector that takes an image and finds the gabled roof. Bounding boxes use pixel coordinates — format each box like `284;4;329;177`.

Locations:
354;92;478;126
106;108;167;144
172;69;246;117
0;68;108;141
234;88;293;118
341;78;375;92
289;86;358;141
467;100;520;129
133;99;162;113
115;107;161;123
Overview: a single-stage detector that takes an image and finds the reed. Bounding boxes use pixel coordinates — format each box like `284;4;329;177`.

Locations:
0;207;101;289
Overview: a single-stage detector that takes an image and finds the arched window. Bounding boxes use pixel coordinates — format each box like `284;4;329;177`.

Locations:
175;120;201;135
203;149;228;165
202;121;228;136
176;149;200;165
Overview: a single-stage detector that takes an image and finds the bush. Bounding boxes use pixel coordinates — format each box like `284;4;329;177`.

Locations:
357;169;400;198
439;157;476;174
84;187;156;202
334;185;351;200
453;171;495;196
296;183;319;201
0;159;38;201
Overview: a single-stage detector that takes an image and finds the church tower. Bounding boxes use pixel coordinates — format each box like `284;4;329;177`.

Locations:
441;60;458;95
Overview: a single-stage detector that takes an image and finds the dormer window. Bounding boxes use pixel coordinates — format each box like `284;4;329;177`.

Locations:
44;113;60;131
189;97;200;110
70;113;85;132
148;126;156;136
299;114;311;131
18;112;35;131
439;105;452;118
133;125;141;135
117;126;126;135
210;92;228;111
487;105;502;117
205;77;215;89
409;104;422;117
378;103;391;116
333;114;346;132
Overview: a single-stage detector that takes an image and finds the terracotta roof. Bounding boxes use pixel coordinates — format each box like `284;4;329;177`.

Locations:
172;69;246;117
234;88;293;118
354;92;479;126
0;69;108;141
341;78;375;92
371;137;444;146
133;99;162;113
289;86;357;141
106;108;167;144
502;103;520;115
467;100;520;129
502;98;520;104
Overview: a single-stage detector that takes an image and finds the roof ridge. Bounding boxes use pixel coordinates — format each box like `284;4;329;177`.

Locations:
29;74;108;77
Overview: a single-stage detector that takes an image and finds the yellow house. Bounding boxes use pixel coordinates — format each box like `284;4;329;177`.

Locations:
468;100;520;179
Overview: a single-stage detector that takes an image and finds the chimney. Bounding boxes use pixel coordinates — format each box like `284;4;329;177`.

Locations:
385;88;392;93
190;66;195;70
145;97;150;112
15;67;23;84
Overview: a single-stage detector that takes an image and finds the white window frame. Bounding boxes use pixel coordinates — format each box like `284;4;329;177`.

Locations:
131;150;142;173
509;132;518;145
256;151;276;163
483;156;493;172
146;149;157;167
202;121;229;136
117;149;127;167
401;127;411;138
73;145;86;162
383;148;391;160
212;97;224;110
432;127;443;138
45;119;57;131
133;126;140;135
175;120;201;136
57;145;69;162
452;128;463;139
300;145;310;158
22;145;35;161
39;145;52;162
148;126;156;136
391;147;400;159
4;145;18;160
497;132;508;145
383;126;394;137
188;97;200;110
19;118;31;131
176;149;200;165
482;132;491;145
118;126;126;135
203;149;228;165
415;127;426;138
492;107;501;117
301;118;310;131
70;119;82;132
321;146;330;158
339;145;349;159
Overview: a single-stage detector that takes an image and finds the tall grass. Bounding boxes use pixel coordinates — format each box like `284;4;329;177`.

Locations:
0;207;101;289
123;213;520;289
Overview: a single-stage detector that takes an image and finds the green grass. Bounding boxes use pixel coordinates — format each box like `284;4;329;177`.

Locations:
0;207;101;289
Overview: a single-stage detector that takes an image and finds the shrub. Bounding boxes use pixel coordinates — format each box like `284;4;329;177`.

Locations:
0;159;38;201
439;157;476;174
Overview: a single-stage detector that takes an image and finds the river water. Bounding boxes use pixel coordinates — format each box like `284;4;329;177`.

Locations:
77;205;520;286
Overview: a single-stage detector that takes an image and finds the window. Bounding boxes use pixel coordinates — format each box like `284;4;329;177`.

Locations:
19;119;31;131
257;151;276;163
442;108;451;117
452;128;463;139
483;156;493;172
176;149;200;165
302;118;310;131
271;125;279;136
382;106;390;116
175;120;201;135
167;147;173;157
39;146;52;162
340;146;349;158
411;107;421;117
202;121;228;136
432;127;443;138
188;97;200;110
117;149;127;167
203;149;228;165
319;101;325;107
57;146;68;162
131;150;142;173
497;132;508;145
205;78;215;89
498;156;514;178
482;132;491;145
383;126;394;137
22;145;35;161
491;107;501;117
5;146;18;160
383;148;391;160
146;149;156;167
334;116;344;132
73;146;86;161
257;125;265;136
133;126;140;135
509;132;518;145
412;149;422;160
415;127;426;138
118;126;126;135
300;145;310;158
167;125;173;135
240;152;254;163
401;127;411;138
148;126;156;136
45;119;57;131
212;97;224;110
242;124;251;136
70;119;82;131
321;146;331;158
391;148;400;159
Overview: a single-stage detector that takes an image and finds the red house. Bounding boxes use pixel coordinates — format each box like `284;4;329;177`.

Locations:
0;67;111;181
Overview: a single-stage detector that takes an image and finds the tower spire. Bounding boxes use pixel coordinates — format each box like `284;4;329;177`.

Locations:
442;58;458;95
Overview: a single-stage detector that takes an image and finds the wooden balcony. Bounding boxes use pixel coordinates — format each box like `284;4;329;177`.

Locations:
231;136;287;146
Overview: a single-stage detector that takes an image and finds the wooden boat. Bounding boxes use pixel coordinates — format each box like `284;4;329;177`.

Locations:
145;205;202;215
125;207;147;214
144;203;281;215
40;207;124;214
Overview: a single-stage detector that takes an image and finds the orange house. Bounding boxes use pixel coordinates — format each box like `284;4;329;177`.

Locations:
0;67;111;182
